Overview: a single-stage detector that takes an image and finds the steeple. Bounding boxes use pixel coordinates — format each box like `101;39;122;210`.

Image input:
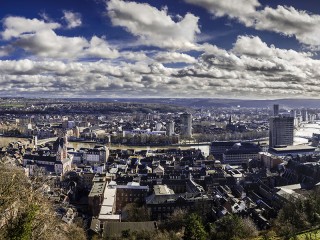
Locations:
229;115;232;124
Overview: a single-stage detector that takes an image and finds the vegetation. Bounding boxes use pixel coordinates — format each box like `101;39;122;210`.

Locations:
274;190;320;240
121;203;150;222
0;164;86;240
183;213;208;240
208;214;258;240
194;130;268;142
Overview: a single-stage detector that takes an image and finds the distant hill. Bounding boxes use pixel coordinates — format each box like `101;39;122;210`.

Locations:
68;98;320;109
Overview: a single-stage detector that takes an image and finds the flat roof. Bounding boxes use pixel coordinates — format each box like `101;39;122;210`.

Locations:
154;185;174;195
116;182;149;190
270;145;316;152
98;214;120;220
100;206;113;215
103;188;116;205
89;182;106;197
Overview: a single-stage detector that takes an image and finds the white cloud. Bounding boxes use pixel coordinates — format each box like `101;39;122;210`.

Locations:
15;29;89;59
232;35;273;57
1;36;320;98
172;35;320;98
154;52;197;63
0;16;120;60
253;6;320;48
107;0;200;49
62;10;82;29
1;16;61;40
184;0;320;48
85;36;119;59
120;51;149;61
0;46;12;57
184;0;260;24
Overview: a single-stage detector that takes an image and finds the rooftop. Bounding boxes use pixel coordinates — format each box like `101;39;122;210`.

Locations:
89;182;106;197
270;145;316;152
153;185;174;195
116;182;149;190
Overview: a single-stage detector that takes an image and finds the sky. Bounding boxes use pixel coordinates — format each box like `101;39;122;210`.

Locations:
1;0;320;99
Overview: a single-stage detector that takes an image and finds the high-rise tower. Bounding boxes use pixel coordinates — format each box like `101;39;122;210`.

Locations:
166;121;175;136
180;113;192;138
301;109;308;122
269;116;294;148
273;104;279;116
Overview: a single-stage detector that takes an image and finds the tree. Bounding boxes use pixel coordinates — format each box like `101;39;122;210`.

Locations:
122;203;150;222
209;214;258;240
0;164;86;240
183;213;207;240
275;196;310;239
161;209;188;232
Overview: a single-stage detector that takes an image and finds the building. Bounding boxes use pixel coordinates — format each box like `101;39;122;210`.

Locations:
180;113;192;138
258;152;284;169
210;141;238;159
273;104;279;116
269;116;294;148
222;142;261;165
103;222;158;239
23;136;72;175
290;110;296;118
88;181;106;216
269;145;316;157
166;121;175;136
155;122;162;131
98;182;120;223
115;182;149;212
73;126;80;138
69;146;109;166
301;109;308;122
146;185;213;220
226;115;237;131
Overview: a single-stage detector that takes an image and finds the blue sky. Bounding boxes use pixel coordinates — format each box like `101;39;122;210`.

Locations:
1;0;320;98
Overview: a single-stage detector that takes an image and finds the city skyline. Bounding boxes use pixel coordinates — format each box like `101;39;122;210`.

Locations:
1;0;320;98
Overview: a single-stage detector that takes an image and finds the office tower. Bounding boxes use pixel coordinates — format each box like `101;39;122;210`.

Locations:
269;116;294;148
301;109;308;122
155;122;162;131
290;110;296;118
166;121;175;136
73;126;80;138
180;113;192;138
273;104;279;116
290;110;298;126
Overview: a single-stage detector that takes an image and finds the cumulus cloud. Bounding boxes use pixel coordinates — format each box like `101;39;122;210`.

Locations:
172;35;320;98
15;31;121;59
232;35;274;57
62;10;82;29
107;0;200;49
1;36;320;98
184;0;320;48
0;46;12;57
253;6;320;48
2;2;320;98
15;30;88;59
120;51;149;62
154;52;197;63
184;0;260;24
0;16;121;60
85;36;119;59
1;16;61;40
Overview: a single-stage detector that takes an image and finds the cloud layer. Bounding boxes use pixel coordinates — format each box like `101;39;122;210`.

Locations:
1;0;320;98
1;35;320;98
